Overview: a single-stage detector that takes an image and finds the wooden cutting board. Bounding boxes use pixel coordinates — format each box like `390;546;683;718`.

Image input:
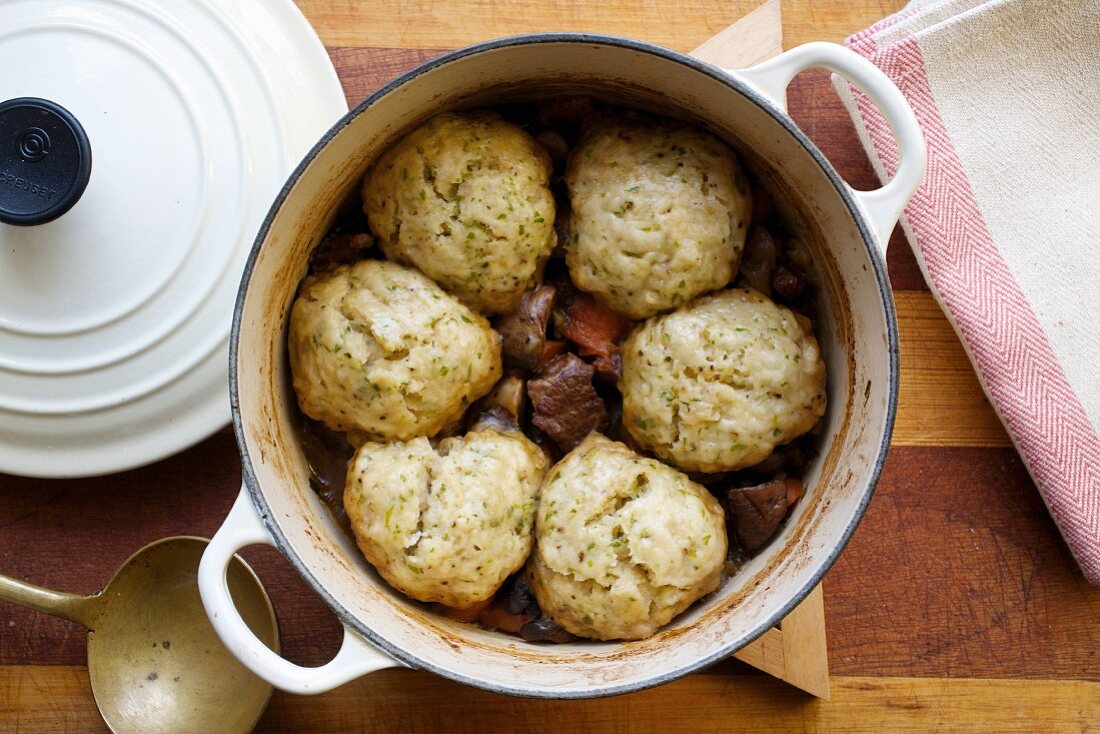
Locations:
0;1;1097;732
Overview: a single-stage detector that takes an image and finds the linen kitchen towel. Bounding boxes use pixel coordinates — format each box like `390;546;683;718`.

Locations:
834;0;1100;582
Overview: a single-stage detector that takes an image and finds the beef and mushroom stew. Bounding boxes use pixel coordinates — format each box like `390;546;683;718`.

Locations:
289;98;826;642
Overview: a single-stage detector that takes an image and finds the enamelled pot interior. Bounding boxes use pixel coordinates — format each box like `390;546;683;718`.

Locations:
230;35;898;698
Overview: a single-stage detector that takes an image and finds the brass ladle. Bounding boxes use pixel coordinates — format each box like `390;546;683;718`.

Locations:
0;536;278;734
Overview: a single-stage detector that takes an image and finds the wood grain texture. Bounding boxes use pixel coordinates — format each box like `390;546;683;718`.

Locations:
297;0;905;51
827;446;1100;681
895;292;1011;447
1;666;1096;734
781;0;906;48
0;2;1095;731
302;0;767;52
0;435;341;671
222;673;1100;734
731;626;786;681
729;591;828;698
326;47;448;107
780;583;831;699
690;0;784;68
0;666;106;734
3;440;1093;681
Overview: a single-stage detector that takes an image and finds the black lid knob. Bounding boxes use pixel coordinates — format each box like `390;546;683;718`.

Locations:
0;98;92;226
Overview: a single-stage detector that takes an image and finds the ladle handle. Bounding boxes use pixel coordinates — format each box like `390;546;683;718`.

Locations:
727;41;927;251
199;487;401;694
0;572;96;626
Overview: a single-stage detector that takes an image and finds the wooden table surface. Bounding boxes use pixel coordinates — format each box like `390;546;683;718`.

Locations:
2;1;1098;731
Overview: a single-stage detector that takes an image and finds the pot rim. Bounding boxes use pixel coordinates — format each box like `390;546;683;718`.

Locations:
228;32;899;698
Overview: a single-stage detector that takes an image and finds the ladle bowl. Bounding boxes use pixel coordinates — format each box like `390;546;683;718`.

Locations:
0;536;278;734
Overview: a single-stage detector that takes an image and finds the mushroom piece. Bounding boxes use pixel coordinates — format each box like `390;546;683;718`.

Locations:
495;285;557;370
468;374;527;433
772;265;807;302
737;226;779;297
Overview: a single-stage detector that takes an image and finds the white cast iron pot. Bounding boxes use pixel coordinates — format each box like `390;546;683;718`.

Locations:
198;34;924;697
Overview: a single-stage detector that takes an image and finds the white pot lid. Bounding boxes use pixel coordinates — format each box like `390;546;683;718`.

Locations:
0;0;347;477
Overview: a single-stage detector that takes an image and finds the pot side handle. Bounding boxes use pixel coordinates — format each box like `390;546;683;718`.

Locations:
198;488;402;694
726;41;926;252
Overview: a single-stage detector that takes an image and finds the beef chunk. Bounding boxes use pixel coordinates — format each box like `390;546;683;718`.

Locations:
528;353;608;452
588;352;622;382
723;478;803;554
473;574;571;642
496;285;557;370
468;406;516;434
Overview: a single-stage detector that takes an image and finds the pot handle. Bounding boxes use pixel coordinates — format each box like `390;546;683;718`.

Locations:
198;488;402;694
727;41;926;252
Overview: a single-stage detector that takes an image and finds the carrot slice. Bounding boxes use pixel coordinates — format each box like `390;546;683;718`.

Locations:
478;600;533;635
536;339;568;370
561;292;630;369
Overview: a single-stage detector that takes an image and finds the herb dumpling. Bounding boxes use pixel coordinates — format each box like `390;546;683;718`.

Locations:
527;434;727;641
344;429;549;608
288;259;501;440
620;288;826;473
565;117;751;319
362;111;557;315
